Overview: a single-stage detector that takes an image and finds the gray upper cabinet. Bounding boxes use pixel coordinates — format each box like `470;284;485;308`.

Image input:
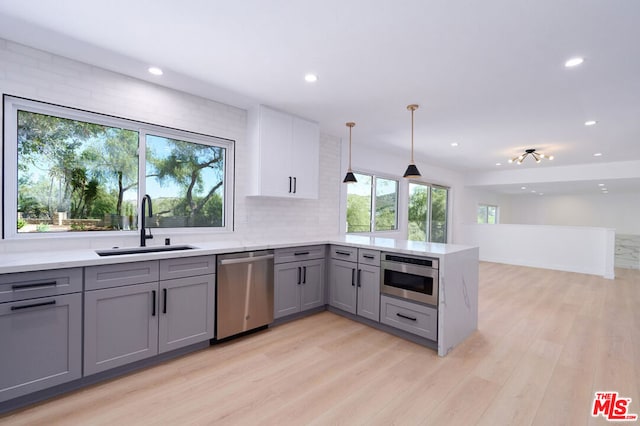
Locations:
158;274;215;354
328;245;380;322
0;270;82;403
84;281;159;376
274;246;325;319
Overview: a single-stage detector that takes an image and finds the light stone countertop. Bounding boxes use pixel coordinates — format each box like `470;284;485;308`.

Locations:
0;234;477;275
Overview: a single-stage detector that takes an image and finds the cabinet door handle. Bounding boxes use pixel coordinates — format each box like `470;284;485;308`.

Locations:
289;176;292;193
396;312;417;321
294;251;310;256
363;254;375;259
336;250;351;256
11;281;58;291
293;177;297;193
297;267;301;285
10;300;56;311
163;288;167;314
357;269;361;287
152;290;156;316
351;268;355;286
303;266;307;284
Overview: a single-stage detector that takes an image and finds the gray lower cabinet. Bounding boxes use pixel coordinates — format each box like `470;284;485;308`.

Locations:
84;256;215;376
274;246;325;319
158;275;215;354
84;281;159;376
328;246;380;322
379;295;437;341
0;268;82;403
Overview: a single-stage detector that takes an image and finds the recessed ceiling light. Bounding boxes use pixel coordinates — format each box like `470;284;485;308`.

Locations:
531;190;537;193
602;191;609;194
450;142;459;147
521;186;527;190
598;183;605;187
593;152;603;157
565;57;584;68
539;193;544;196
304;73;318;83
495;162;502;166
584;120;597;126
148;66;163;76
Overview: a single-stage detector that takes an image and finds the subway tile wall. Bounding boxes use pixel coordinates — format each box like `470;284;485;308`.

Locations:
0;38;341;254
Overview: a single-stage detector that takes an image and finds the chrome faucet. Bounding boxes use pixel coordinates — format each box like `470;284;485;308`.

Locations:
140;194;153;247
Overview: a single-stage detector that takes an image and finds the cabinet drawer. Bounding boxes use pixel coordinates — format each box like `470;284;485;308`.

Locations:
0;268;82;303
85;261;159;291
160;255;216;280
358;249;380;266
275;245;325;264
380;295;437;341
329;245;358;261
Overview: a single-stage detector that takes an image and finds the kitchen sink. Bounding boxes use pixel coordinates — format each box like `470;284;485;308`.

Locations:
95;245;196;256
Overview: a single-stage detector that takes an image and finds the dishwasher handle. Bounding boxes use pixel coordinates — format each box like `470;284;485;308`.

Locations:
218;254;275;265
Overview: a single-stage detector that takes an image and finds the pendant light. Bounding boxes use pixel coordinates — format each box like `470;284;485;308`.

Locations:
403;104;422;178
343;122;357;183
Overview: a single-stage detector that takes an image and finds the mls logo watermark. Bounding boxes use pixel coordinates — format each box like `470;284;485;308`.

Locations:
592;392;638;421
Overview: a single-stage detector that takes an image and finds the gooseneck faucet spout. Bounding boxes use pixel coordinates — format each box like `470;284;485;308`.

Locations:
140;194;153;247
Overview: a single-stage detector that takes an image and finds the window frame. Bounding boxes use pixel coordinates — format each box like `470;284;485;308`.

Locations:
346;171;399;234
407;180;450;243
477;204;499;224
2;95;235;239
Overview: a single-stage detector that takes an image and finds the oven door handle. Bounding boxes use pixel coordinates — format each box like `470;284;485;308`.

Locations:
381;261;438;279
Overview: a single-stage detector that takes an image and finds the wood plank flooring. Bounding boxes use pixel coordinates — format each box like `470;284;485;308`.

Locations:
1;262;639;425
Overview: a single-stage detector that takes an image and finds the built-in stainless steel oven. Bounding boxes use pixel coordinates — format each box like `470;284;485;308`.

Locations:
380;253;439;306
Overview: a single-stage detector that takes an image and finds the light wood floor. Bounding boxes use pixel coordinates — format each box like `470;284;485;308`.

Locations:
2;263;639;425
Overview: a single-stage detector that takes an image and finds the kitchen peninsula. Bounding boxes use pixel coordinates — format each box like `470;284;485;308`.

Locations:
0;235;478;411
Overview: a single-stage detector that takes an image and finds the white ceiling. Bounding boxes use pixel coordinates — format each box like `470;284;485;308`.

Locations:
0;0;639;184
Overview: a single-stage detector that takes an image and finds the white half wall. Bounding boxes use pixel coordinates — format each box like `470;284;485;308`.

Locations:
461;224;615;279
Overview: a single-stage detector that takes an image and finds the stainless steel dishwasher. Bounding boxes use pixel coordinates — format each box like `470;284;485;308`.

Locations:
216;250;274;340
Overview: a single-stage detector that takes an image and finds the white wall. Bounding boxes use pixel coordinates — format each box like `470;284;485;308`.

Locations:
0;38;341;254
499;192;640;234
462;224;616;278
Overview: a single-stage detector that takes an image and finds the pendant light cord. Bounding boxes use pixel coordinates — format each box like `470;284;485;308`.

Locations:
411;108;415;163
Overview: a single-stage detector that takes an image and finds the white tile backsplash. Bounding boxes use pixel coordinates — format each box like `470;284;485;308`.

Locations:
0;38;341;254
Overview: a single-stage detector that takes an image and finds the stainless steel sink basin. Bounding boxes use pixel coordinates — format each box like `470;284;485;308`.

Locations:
96;245;196;256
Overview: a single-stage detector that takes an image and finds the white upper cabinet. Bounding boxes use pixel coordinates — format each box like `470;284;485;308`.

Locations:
247;105;320;199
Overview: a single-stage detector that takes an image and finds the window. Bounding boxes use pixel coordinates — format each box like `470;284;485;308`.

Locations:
408;182;449;243
346;172;398;233
477;204;498;224
3;96;234;237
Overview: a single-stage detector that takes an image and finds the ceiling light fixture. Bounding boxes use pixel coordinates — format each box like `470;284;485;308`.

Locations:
450;142;459;147
304;73;318;83
403;104;421;178
148;66;163;76
598;183;605;187
508;148;554;165
496;162;502;166
343;122;357;183
565;57;584;68
584;120;597;126
593;152;603;157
